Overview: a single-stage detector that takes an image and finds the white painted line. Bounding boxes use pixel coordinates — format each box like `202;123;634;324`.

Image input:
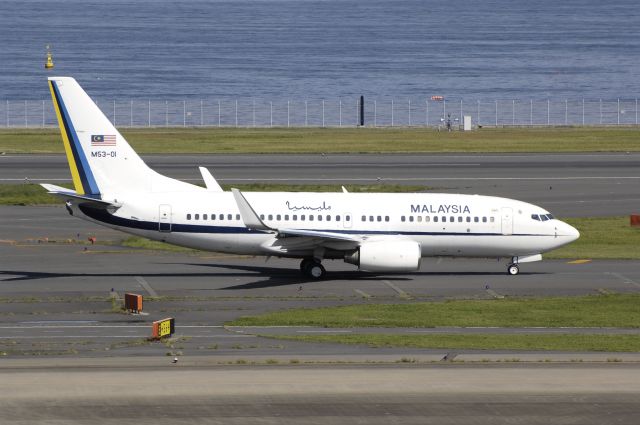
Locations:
135;276;159;298
383;280;411;299
354;289;371;299
217;176;640;181
297;330;352;334
608;272;640;289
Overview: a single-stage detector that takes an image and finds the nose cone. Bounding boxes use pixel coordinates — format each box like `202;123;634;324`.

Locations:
560;221;580;242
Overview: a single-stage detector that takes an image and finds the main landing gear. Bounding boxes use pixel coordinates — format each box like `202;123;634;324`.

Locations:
507;263;520;275
300;258;326;279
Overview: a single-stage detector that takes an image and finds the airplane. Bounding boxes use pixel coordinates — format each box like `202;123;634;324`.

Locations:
41;77;580;279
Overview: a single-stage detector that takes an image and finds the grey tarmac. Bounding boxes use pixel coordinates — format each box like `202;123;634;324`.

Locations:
2;364;640;424
2;152;640;216
1;204;640;359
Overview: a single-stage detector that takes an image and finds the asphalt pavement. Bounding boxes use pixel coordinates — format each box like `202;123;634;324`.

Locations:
2;152;640;216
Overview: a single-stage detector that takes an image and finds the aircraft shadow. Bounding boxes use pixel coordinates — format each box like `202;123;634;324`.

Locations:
0;262;545;290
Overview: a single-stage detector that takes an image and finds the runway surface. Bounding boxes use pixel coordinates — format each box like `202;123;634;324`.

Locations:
2;152;640;216
2;364;640;424
2;205;640;359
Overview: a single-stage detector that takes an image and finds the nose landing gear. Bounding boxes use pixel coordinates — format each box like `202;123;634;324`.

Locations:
507;263;520;275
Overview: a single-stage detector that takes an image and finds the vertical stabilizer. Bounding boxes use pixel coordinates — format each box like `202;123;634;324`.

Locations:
48;77;153;195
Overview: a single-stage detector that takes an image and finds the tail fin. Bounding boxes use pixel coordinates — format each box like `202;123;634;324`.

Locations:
48;77;153;195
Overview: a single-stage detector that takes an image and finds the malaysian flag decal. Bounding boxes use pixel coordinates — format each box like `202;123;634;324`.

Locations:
91;135;116;146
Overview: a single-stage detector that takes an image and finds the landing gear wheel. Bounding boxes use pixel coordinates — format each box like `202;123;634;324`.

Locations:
301;260;326;279
307;263;326;279
300;258;314;272
507;264;520;276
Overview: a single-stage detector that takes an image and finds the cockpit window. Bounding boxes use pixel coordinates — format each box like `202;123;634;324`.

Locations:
531;214;540;221
540;214;549;222
546;214;554;220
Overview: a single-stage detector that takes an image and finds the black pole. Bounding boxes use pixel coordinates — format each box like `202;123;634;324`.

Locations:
359;95;364;126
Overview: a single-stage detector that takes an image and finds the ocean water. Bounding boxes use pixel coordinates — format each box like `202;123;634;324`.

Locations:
1;0;639;101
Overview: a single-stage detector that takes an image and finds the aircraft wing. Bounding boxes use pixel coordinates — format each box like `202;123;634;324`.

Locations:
40;183;121;209
231;188;362;246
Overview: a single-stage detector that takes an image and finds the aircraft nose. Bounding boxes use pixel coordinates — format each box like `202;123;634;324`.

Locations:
561;222;580;242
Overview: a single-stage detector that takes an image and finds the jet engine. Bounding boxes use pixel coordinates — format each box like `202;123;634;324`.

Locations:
344;240;422;272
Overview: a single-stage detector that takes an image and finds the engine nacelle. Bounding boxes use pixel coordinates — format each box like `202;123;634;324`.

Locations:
345;240;422;272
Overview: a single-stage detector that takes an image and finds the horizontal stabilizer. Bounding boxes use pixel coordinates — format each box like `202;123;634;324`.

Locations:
40;183;121;208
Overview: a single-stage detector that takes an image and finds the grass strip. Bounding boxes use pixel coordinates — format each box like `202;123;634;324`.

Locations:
0;183;428;205
119;236;197;252
0;183;71;205
269;333;640;352
228;294;640;328
2;127;640;154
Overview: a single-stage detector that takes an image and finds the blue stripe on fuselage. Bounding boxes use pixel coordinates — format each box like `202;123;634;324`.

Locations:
79;206;545;238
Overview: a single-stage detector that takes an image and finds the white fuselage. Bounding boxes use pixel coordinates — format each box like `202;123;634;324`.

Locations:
71;190;579;260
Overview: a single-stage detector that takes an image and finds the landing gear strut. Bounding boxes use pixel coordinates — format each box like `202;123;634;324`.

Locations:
300;258;326;279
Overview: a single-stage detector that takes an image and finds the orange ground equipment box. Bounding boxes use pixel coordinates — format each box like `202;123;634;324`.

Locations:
631;215;640;227
124;293;143;313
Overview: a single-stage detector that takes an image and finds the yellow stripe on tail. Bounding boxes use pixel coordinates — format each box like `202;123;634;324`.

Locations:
48;81;84;194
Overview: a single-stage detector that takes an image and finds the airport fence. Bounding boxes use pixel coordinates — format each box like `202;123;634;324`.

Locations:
1;97;639;129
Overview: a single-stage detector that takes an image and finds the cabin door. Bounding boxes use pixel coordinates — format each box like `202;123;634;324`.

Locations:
159;204;172;233
501;207;513;236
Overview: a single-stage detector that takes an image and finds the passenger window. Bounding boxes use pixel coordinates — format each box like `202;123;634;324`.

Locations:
385;216;389;222
490;217;495;223
227;214;233;220
260;214;264;220
309;215;314;221
276;214;281;220
417;216;422;222
377;216;382;222
474;217;479;223
409;216;414;222
361;215;366;222
268;214;273;220
425;216;430;222
219;214;224;220
458;216;463;222
450;216;454;222
187;214;191;220
203;214;208;220
285;215;289;220
482;217;487;223
293;215;297;221
401;216;406;222
434;216;438;222
318;215;322;221
211;214;215;220
336;215;341;221
466;216;471;223
369;215;374;222
442;216;446;222
326;215;331;221
301;215;306;221
195;214;199;220
346;215;350;221
236;214;240;220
